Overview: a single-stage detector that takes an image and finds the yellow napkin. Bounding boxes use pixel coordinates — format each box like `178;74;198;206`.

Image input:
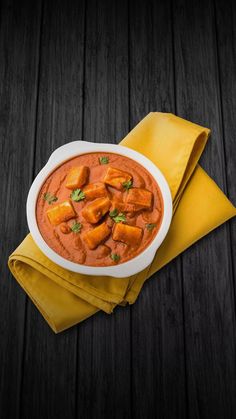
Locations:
8;113;236;333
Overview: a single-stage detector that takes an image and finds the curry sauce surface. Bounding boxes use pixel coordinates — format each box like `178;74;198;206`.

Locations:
36;152;163;266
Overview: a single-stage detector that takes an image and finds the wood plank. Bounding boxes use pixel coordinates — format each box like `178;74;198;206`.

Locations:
172;0;236;417
0;1;42;418
75;0;131;418
129;0;187;417
20;1;85;418
215;0;236;277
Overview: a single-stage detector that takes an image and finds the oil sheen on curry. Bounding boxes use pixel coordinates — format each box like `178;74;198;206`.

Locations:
36;152;163;266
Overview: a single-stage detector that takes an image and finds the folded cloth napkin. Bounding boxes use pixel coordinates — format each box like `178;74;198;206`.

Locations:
8;113;236;333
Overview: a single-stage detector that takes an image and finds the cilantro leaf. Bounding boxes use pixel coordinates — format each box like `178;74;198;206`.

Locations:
109;208;118;218
71;221;82;233
99;156;109;165
109;209;126;223
70;189;86;202
43;192;58;205
110;253;120;262
113;213;126;223
146;223;157;231
122;180;133;190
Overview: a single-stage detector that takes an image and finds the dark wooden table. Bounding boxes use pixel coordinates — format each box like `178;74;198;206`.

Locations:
0;0;236;418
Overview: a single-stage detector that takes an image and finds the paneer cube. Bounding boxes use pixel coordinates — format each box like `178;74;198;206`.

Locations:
65;166;89;189
47;200;76;226
82;197;111;224
126;188;153;209
112;201;138;213
83;222;111;250
103;166;132;190
83;182;108;200
112;223;143;247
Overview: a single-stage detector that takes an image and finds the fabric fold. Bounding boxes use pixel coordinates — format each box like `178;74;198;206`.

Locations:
8;112;236;333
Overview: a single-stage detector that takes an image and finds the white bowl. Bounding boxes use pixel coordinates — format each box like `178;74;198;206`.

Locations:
26;141;172;278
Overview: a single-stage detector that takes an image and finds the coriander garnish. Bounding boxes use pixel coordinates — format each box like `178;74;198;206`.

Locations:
146;223;157;231
109;209;126;223
70;189;86;202
110;253;120;262
109;208;118;217
99;156;109;165
113;213;126;223
122;180;133;190
71;221;82;233
43;192;58;205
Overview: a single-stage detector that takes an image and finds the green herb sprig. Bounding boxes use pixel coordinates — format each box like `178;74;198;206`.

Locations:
70;189;86;202
109;208;126;223
71;221;82;233
109;208;118;217
43;192;58;205
110;253;120;262
122;180;133;190
99;156;109;165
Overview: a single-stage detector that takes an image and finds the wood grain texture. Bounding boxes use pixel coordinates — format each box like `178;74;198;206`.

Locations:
0;0;235;418
0;1;42;418
215;0;236;289
173;0;236;417
129;0;187;418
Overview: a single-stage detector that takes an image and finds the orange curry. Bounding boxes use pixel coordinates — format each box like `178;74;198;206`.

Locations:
36;152;163;266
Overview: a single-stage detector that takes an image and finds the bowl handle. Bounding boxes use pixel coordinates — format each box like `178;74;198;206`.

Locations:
47;141;95;165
